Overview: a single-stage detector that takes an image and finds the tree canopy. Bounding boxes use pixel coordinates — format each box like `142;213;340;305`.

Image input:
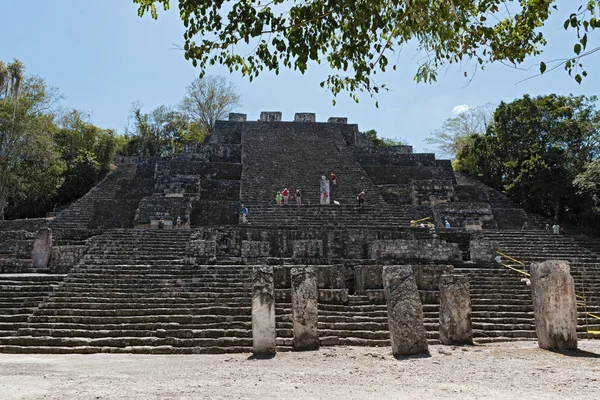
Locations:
454;94;600;230
0;58;240;220
134;0;600;100
426;104;494;158
361;129;407;147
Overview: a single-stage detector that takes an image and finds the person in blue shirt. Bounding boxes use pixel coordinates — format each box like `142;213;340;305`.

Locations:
240;204;248;224
445;220;451;229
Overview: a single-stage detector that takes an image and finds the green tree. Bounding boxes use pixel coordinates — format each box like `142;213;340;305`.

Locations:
122;103;194;156
455;94;600;226
179;76;242;136
0;60;64;220
362;129;407;147
133;0;600;99
53;110;121;206
426;103;494;158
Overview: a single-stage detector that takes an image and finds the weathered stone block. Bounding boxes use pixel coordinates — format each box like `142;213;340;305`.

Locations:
413;265;454;291
354;265;383;294
439;275;473;345
370;240;461;262
259;111;282;122
530;260;578;351
241;241;270;259
229;113;247;121
50;245;87;273
327;117;348;124
469;239;497;262
186;240;216;263
382;265;429;357
294;113;316;122
252;266;277;355
292;240;323;258
291;267;319;351
31;228;52;269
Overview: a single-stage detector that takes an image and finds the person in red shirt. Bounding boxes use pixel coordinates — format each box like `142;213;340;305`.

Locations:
282;188;289;205
357;190;365;208
330;173;337;185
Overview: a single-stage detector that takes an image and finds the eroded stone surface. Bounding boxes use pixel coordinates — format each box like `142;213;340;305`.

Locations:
292;240;323;258
439;274;473;345
530;260;578;351
370;240;461;262
469;239;497;262
291;267;319;351
382;265;429;357
31;228;52;269
252;266;276;355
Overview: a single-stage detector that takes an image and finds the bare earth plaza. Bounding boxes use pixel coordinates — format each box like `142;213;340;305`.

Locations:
2;0;600;398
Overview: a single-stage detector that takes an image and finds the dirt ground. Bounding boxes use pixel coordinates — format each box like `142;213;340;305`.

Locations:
1;341;599;400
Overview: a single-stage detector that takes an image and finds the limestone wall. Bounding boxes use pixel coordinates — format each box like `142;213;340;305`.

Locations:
369;239;462;262
50;245;87;273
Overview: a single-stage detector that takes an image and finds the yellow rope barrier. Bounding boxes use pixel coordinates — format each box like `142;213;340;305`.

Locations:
498;262;530;277
495;251;525;266
495;250;599;334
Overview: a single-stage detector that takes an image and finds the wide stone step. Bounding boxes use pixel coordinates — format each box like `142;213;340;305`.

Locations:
0;336;253;348
0;285;58;292
473;329;537;338
0;315;30;323
16;328;252;339
62;280;250;289
0;308;35;315
52;287;250;294
50;291;251;299
472;322;535;330
33;306;251;317
20;321;253;332
28;314;252;324
0;345;253;354
42;299;250;308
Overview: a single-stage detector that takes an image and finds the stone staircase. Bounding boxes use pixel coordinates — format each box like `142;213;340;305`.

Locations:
245;204;413;227
0;274;65;338
48;164;139;230
240;122;385;209
0;230;257;354
479;230;600;334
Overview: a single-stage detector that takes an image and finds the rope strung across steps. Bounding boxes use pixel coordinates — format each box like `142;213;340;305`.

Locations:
494;250;600;334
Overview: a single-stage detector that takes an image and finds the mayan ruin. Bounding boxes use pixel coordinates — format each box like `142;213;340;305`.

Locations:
3;1;600;398
0;113;598;358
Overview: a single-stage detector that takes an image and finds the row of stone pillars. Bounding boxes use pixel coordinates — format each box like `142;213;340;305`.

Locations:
252;266;319;355
383;266;472;357
250;265;473;357
251;260;578;357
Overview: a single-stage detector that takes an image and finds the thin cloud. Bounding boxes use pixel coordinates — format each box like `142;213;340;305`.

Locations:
452;104;470;114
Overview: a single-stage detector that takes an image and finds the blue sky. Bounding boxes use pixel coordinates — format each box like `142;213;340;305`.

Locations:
1;0;598;154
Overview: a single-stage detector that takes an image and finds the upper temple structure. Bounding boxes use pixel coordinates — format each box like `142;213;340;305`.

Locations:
0;111;598;354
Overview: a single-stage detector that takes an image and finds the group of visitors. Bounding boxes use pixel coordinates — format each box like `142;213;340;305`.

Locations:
276;188;302;206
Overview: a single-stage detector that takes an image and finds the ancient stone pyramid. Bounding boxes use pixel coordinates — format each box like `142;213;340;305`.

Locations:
0;112;598;354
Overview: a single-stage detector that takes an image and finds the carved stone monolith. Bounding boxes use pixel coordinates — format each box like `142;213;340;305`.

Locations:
252;266;276;355
31;227;52;269
530;260;578;351
291;267;319;351
382;265;429;357
439;274;473;345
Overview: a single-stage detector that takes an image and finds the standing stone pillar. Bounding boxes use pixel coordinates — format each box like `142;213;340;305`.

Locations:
31;227;52;269
530;260;578;351
439;275;473;345
319;176;330;205
291;267;319;351
252;266;277;356
382;265;429;357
